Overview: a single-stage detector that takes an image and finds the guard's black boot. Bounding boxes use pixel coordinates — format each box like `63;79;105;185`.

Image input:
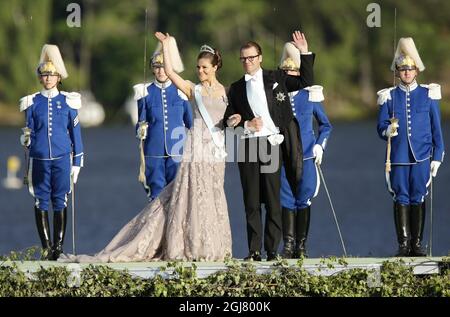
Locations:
34;207;53;260
410;202;427;256
282;208;296;259
394;203;411;257
52;207;67;260
294;206;310;258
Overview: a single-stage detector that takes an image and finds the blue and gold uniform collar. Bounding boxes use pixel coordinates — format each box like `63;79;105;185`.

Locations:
398;80;418;92
153;79;172;89
40;87;59;98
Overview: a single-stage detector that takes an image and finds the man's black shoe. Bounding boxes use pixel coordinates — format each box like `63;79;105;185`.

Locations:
244;251;262;261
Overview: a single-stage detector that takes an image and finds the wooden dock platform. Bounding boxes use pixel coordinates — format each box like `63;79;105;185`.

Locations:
2;256;445;279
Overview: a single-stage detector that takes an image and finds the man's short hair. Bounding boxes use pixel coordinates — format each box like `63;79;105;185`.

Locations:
240;41;262;55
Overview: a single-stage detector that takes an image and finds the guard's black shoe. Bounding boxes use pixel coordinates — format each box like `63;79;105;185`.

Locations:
396;242;411;257
294;243;308;259
244;251;262;261
266;252;279;261
410;242;427;257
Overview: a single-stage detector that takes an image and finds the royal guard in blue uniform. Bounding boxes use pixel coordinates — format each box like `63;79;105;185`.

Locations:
279;42;332;258
19;44;84;260
133;39;193;201
377;38;445;256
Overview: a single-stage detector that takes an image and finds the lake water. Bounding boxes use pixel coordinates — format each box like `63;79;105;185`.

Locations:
1;122;449;258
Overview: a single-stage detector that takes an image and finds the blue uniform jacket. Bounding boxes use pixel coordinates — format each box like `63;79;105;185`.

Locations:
290;86;332;159
134;81;193;157
377;82;445;163
20;88;84;166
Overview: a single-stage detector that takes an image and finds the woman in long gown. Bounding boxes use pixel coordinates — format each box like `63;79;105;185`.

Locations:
60;34;241;263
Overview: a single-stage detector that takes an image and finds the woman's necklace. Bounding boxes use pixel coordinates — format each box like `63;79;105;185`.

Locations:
202;81;220;96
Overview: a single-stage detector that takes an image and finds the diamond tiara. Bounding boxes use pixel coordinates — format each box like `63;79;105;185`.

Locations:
199;44;215;54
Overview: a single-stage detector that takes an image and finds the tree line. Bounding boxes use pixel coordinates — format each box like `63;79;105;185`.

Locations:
1;0;449;124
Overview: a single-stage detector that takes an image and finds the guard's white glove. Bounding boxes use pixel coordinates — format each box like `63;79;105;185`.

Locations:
20;134;31;147
430;161;441;177
385;122;399;138
136;122;148;140
313;144;324;165
71;166;81;184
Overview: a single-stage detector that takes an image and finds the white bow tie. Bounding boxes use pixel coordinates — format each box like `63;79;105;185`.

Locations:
245;73;259;82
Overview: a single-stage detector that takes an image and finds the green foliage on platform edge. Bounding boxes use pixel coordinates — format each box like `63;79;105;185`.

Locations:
0;248;449;297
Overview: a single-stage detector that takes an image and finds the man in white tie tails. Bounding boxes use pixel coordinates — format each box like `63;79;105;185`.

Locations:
224;31;315;261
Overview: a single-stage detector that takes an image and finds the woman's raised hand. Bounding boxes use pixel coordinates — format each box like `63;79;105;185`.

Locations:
155;32;170;44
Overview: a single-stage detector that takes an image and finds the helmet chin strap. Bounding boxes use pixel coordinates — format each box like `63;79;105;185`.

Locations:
399;74;417;87
39;75;61;90
46;81;60;90
156;78;169;84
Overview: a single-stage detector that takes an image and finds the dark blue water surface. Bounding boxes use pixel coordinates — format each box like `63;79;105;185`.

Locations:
1;122;449;258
